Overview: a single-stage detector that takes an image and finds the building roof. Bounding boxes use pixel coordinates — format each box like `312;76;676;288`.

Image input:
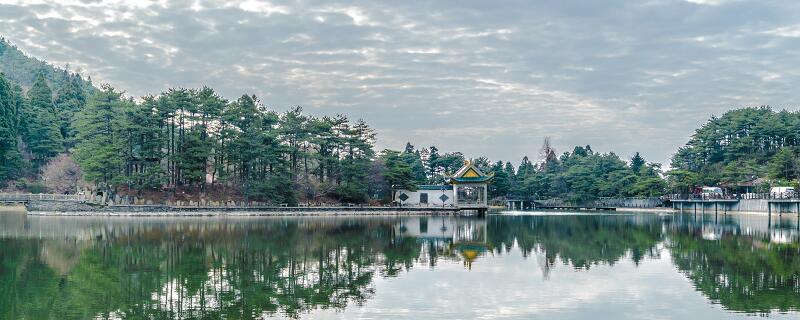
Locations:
449;160;493;184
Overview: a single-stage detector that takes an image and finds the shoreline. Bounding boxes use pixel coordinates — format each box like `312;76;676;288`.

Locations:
6;204;795;216
24;209;466;217
616;207;793;216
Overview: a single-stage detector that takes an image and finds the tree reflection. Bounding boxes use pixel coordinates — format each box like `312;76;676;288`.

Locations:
487;215;664;270
0;214;798;318
0;219;421;319
667;221;800;314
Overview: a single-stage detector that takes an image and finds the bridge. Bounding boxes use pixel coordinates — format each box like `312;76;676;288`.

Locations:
505;199;615;211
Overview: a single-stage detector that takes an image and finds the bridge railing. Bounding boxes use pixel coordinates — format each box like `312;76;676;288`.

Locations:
665;193;800;200
0;193;87;202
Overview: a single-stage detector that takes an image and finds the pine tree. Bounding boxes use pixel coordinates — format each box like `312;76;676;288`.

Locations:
54;76;87;149
25;74;63;163
121;96;166;190
427;145;440;182
73;85;125;185
630;152;645;174
382;149;416;200
338;119;376;203
0;73;22;182
489;160;511;198
177;128;209;186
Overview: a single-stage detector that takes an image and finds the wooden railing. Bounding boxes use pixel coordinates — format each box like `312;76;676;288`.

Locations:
0;193;86;202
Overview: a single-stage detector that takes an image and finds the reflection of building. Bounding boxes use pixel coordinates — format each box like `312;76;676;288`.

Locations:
394;217;490;269
394;160;493;212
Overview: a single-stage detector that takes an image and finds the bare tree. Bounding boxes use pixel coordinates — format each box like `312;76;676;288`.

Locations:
539;137;557;169
40;153;86;194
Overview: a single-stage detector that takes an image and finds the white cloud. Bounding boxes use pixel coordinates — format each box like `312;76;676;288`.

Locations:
238;0;290;16
1;0;797;166
683;0;727;5
764;24;800;38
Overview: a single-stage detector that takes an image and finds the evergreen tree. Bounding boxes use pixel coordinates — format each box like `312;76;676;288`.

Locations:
73;85;125;185
400;145;427;184
176;128;208;186
489;160;511;198
24;74;62;163
630;152;645;174
382;149;416;201
0;73;22;182
427;146;440;182
53;76;87;149
121;96;166;190
767;148;798;181
337;119;376;203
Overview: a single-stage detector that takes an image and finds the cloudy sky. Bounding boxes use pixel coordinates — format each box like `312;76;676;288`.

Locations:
2;0;799;166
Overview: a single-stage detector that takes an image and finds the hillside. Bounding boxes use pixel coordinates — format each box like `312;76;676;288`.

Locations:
0;37;95;92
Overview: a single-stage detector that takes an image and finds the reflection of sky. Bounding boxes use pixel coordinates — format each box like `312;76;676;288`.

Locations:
300;243;797;320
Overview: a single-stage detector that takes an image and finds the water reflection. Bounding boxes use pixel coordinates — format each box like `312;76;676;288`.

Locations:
0;212;797;319
394;217;489;269
666;214;800;315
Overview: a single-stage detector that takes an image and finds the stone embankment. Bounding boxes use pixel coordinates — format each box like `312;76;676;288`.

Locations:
24;200;463;216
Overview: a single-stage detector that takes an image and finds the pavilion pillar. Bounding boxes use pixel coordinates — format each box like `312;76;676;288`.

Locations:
483;185;488;207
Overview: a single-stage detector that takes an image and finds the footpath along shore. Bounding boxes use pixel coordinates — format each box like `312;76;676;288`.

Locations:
17;204;473;216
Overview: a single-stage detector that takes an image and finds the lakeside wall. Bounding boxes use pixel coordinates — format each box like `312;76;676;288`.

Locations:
16;198;800;215
593;198;800;214
672;199;800;214
21;200;475;216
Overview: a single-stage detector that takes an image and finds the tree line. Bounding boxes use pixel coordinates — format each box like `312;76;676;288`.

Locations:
669;106;800;193
1;71;392;204
396;138;666;203
1;69;670;204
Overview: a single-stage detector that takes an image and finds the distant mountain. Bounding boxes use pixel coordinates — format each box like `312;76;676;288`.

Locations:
0;37;95;93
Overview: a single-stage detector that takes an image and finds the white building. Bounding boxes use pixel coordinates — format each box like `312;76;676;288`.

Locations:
394;160;493;210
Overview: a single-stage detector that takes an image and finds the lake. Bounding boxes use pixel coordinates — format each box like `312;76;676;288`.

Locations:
0;211;798;319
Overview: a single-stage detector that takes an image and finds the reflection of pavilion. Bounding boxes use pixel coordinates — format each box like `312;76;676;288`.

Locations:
394;217;490;269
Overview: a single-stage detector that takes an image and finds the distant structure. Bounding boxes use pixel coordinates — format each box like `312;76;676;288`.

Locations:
395;160;493;213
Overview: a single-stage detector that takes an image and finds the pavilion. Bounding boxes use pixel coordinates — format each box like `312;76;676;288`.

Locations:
394;160;493;213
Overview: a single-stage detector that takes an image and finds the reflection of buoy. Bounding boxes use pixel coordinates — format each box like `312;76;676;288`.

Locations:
450;242;491;270
462;249;479;260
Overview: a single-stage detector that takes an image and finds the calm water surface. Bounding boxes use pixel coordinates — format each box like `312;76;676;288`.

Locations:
0;211;798;319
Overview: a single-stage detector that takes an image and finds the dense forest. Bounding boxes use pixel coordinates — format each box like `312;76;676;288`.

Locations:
669;107;800;193
1;72;386;205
